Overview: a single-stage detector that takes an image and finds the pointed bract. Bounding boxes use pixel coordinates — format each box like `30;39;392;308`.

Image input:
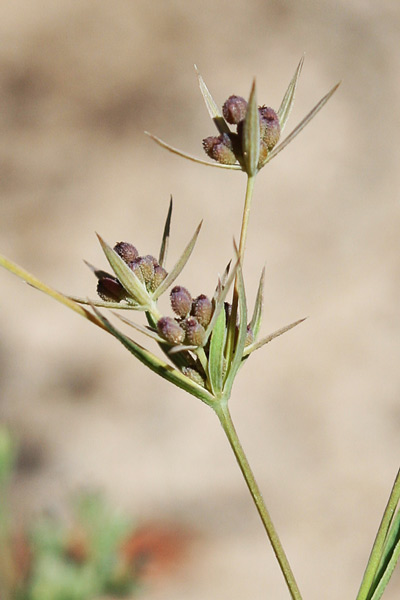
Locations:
195;65;231;135
242;80;260;177
159;197;173;268
278;56;304;133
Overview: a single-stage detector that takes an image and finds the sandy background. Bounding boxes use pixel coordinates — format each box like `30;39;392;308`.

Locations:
1;1;400;599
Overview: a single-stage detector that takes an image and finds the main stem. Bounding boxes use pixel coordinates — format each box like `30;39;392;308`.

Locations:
215;401;303;600
238;175;256;261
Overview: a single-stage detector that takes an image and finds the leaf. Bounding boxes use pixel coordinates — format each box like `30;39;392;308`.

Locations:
204;258;239;344
68;296;140;310
242;80;260;177
84;260;115;281
92;306;215;406
159;196;173;268
369;511;400;600
208;307;227;396
249;267;265;339
152;221;202;300
356;469;400;600
262;82;340;167
194;65;231;135
97;234;151;307
243;317;306;357
145;132;241;170
0;253;105;331
113;312;166;344
222;259;247;398
278;56;304;133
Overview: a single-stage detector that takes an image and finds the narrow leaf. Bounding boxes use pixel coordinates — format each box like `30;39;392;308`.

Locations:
68;296;140;310
92;306;215;405
0;254;106;330
262;82;340;167
242;79;260;177
145;132;241;170
152;221;202;300
223;260;247;397
97;234;151;307
84;260;114;281
208;306;227;396
249;267;265;339
204;258;239;344
194;65;231;135
243;317;306;357
113;312;166;344
278;56;304;133
159;196;173;268
369;511;400;600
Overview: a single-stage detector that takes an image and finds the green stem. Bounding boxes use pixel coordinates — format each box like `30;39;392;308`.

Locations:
214;400;303;600
238;175;256;262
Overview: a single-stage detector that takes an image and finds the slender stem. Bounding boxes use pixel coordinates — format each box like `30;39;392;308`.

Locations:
238;175;256;262
214;400;303;600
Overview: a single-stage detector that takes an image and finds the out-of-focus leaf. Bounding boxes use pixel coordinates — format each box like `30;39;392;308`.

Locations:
92;307;215;405
159;196;173;268
262;82;340;167
242;80;260;177
97;235;151;307
369;511;400;600
0;254;106;330
278;56;304;133
145;132;241;170
194;64;231;135
243;317;306;357
152;221;202;300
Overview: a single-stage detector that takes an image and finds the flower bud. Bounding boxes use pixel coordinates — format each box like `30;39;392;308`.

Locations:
182;317;205;346
97;276;126;302
149;265;168;292
245;325;255;347
157;317;185;345
222;95;248;125
202;133;237;165
182;367;205;387
191;294;212;328
113;242;139;263
258;106;280;150
170;286;192;318
131;256;155;287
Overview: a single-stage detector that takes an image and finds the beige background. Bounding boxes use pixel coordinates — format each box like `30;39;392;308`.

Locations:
1;1;400;599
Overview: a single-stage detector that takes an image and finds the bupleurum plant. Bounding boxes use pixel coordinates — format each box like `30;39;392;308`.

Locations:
1;58;399;600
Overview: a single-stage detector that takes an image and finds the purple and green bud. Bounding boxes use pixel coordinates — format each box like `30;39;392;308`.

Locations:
149;265;168;292
182;317;205;346
191;294;212;328
157;317;185;345
202;133;237;165
97;276;126;302
182;367;205;387
222;95;248;125
113;242;139;264
131;255;155;287
170;286;192;318
258;106;280;150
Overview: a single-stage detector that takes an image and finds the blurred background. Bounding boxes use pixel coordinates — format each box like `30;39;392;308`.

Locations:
1;1;400;599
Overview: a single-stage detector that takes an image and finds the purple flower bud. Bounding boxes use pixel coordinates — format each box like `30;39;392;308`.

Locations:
113;242;139;264
182;317;205;346
202;133;237;165
97;276;126;302
191;294;212;328
157;317;185;345
222;95;248;125
170;286;192;318
258;106;280;150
